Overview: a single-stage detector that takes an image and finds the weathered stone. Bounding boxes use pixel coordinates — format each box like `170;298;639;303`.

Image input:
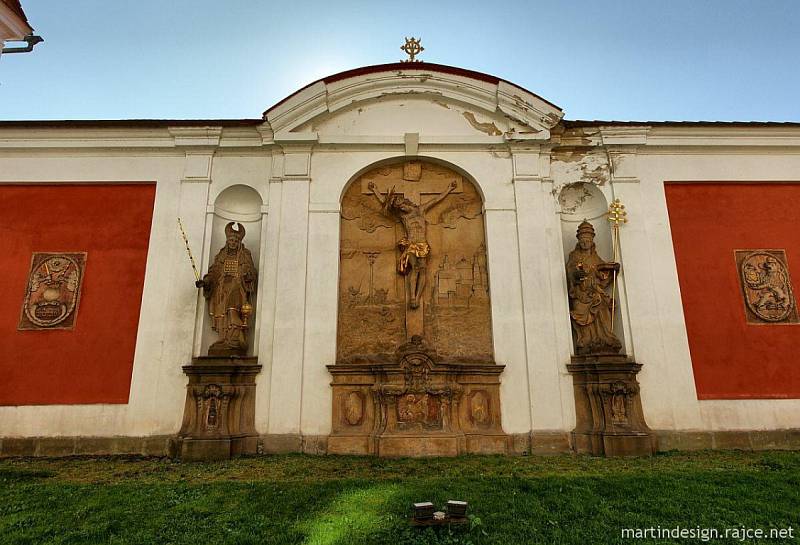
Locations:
783;429;800;449
568;357;656;457
74;437;116;455
328;161;506;457
1;437;36;457
142;435;172;456
565;220;622;356
508;433;532;456
111;436;145;455
378;436;460;457
329;361;507;456
464;434;509;455
655;431;713;451
260;434;302;454
36;437;76;457
531;432;571;455
197;222;257;356
301;435;328;455
176;356;262;461
713;431;752;450
181;438;232;462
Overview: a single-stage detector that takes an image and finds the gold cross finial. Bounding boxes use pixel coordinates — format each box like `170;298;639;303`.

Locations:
401;37;424;63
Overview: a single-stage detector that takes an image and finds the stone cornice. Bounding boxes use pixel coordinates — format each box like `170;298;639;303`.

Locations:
0;123;799;152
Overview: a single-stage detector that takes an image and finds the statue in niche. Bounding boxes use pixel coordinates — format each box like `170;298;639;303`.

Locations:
196;222;257;356
367;179;457;309
565;220;622;355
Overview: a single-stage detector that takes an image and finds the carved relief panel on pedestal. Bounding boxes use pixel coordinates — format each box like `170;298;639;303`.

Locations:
330;160;506;457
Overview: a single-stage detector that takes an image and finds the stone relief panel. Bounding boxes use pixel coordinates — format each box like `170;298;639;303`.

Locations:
343;391;365;426
19;252;87;330
735;249;798;324
468;390;491;427
337;160;493;363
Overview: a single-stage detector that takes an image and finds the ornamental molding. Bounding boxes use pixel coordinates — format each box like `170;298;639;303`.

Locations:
264;69;564;142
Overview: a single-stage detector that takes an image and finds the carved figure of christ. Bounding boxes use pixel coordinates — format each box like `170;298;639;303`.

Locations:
366;178;458;311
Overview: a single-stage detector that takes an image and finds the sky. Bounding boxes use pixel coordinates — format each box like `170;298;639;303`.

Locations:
1;0;799;122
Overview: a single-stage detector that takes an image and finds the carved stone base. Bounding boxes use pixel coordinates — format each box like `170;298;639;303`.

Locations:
328;340;507;457
176;356;261;461
567;355;656;457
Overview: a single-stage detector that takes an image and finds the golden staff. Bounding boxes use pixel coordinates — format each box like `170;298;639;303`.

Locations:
177;217;200;282
607;199;627;331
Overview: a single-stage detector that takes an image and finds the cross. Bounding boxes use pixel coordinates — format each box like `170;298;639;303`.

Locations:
401;37;424;63
361;173;462;205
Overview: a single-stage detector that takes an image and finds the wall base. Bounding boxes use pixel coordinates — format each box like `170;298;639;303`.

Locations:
3;429;800;458
0;435;175;457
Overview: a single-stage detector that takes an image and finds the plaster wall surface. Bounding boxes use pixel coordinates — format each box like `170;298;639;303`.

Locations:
1;68;799;444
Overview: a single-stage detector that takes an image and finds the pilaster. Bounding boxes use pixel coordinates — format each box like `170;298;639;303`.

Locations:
484;193;531;434
266;143;313;435
511;145;570;432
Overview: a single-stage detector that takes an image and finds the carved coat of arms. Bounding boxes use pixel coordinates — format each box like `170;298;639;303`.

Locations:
19;252;87;330
735;249;798;324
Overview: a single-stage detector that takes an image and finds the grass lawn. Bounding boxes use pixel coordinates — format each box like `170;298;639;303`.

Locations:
0;450;798;544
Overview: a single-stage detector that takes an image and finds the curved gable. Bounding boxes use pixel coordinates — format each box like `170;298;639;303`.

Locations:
264;63;563;142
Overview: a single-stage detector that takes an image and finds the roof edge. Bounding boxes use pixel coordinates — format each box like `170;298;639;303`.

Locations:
0;118;798;129
0;119;264;128
262;62;563;118
563;120;800;128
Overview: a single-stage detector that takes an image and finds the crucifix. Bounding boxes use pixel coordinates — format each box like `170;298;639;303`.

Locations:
363;164;462;338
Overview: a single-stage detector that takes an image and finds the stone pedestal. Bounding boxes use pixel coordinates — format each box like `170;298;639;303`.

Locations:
567;355;656;457
328;338;507;457
176;356;261;461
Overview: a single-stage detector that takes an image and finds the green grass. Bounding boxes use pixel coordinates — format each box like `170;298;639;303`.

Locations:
0;451;798;544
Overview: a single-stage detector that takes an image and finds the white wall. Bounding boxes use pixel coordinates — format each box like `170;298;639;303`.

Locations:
1;82;800;441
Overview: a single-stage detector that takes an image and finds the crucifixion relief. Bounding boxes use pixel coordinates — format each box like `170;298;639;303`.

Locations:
330;160;504;458
337;161;492;363
366;178;458;310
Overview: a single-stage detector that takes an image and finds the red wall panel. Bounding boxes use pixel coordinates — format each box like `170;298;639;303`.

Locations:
0;184;155;405
665;182;800;399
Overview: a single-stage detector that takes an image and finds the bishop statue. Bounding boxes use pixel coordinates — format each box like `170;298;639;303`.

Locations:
196;222;257;356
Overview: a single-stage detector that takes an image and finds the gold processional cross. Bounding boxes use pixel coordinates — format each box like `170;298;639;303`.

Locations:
607;198;628;330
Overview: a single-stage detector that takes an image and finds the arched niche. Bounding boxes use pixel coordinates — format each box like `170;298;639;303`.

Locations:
336;159;493;363
198;184;263;357
559;182;613;262
558;182;627;354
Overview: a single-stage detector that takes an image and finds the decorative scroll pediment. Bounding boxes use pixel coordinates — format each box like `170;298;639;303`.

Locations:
263;64;563;143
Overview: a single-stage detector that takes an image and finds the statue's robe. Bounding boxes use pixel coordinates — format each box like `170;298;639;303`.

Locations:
203;245;256;352
566;246;621;354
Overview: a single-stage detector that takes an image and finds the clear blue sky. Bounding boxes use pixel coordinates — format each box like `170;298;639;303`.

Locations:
1;0;799;121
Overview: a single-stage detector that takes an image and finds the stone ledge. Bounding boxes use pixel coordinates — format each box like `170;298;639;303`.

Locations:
655;429;800;451
3;430;800;458
531;431;572;455
258;434;303;454
0;436;174;458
